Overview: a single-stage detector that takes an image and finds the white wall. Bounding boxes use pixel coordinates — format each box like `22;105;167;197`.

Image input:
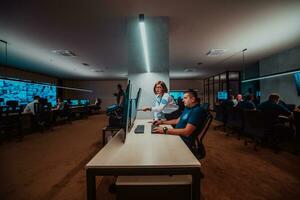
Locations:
129;72;169;119
260;45;300;105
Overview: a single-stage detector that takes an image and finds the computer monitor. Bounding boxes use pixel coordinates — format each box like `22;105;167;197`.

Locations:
294;72;300;96
217;91;228;100
130;88;141;127
6;100;19;107
70;99;79;106
169;91;184;102
256;91;261;97
80;99;90;105
122;80;132;143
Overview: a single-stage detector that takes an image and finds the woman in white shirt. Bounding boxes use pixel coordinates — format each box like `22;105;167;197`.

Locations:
142;81;178;120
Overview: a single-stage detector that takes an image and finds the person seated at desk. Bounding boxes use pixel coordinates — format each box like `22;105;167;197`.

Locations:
237;94;256;110
54;97;65;110
23;95;40;115
142;80;178;120
152;90;207;153
257;93;291;117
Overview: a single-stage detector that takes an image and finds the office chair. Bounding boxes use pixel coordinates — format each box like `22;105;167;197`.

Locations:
192;112;213;159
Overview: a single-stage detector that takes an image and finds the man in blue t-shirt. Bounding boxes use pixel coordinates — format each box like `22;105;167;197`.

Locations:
153;90;207;149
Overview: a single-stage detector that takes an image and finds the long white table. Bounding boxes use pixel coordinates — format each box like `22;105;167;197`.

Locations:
86;119;203;200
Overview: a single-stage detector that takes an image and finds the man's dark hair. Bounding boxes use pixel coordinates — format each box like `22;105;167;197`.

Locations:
33;96;40;100
184;89;198;101
269;93;280;102
117;84;122;90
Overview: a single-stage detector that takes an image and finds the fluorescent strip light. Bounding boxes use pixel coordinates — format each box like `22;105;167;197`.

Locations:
139;19;150;73
56;85;93;93
242;69;300;83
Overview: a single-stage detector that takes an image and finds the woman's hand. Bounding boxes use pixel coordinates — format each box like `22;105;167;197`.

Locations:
142;107;151;112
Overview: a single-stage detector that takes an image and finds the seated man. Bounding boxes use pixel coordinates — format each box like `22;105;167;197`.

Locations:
257;93;291;117
55;97;65;110
153;90;207;153
237;94;256;110
23;95;40;115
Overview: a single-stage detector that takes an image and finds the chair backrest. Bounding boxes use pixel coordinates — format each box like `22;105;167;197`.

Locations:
214;104;223;122
201;103;210;111
197;112;213;142
191;112;213;159
34;103;41;115
293;111;300;136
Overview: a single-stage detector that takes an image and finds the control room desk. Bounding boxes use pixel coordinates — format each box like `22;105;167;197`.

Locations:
86;119;203;200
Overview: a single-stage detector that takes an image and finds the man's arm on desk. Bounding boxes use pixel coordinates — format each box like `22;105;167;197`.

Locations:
155;117;180;126
154;123;196;137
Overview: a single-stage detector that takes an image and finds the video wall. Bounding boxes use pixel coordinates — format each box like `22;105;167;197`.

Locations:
0;78;57;106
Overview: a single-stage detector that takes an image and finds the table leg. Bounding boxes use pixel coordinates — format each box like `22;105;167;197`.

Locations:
192;168;201;200
86;169;96;200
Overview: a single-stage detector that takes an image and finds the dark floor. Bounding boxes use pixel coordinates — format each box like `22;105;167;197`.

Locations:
0;114;300;200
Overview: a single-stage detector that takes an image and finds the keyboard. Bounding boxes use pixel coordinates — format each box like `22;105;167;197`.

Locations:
134;125;144;134
151;124;159;134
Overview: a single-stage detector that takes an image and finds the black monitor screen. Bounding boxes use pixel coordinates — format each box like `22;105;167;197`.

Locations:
294;72;300;96
122;80;131;143
0;78;57;107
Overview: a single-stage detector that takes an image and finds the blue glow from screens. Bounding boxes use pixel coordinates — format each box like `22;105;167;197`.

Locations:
294;72;300;96
70;99;79;106
169;91;184;100
80;99;90;105
0;78;57;106
217;91;228;100
256;91;261;97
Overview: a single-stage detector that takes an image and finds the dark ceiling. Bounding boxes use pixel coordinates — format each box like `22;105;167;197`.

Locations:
1;0;300;79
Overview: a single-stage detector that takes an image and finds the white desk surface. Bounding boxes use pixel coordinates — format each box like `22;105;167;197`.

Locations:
86;119;201;168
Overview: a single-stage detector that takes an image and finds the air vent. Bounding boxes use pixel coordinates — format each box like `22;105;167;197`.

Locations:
82;63;90;66
90;69;104;73
184;68;195;72
206;49;226;56
52;50;77;57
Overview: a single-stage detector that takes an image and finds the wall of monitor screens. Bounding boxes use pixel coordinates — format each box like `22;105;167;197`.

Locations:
0;78;57;107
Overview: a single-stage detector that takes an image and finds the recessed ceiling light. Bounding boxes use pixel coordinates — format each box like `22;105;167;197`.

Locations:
206;49;226;56
52;50;77;57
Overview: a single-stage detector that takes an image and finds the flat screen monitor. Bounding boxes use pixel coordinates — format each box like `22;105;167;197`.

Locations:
217;91;228;100
130;88;141;126
294;72;300;96
80;99;90;105
0;78;57;107
169;91;184;102
122;80;131;143
256;91;261;97
70;99;79;106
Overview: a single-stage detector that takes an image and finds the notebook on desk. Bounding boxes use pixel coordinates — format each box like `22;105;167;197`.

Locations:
134;125;144;134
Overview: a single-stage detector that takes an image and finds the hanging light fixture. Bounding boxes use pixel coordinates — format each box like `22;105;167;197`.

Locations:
0;39;8;65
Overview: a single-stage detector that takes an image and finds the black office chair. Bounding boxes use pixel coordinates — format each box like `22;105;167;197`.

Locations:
33;103;53;133
243;110;266;150
213;104;226;132
191;112;213;159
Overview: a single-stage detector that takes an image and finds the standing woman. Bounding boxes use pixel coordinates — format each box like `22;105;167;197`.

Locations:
142;81;178;120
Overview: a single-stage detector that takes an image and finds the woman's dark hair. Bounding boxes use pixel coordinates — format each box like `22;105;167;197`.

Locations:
153;81;168;94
